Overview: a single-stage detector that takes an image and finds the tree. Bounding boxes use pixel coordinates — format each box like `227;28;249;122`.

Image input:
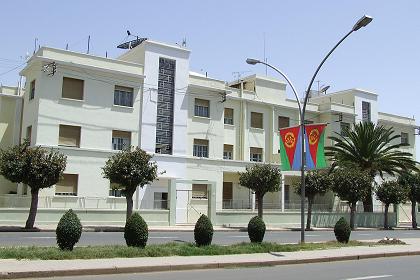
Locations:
331;168;372;230
239;164;281;219
102;147;159;220
398;172;420;228
326;121;418;212
0;140;67;229
294;170;332;230
376;180;409;229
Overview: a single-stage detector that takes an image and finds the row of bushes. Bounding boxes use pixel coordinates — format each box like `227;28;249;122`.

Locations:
55;210;351;251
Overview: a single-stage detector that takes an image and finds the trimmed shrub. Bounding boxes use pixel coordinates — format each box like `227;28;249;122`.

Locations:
124;213;148;248
194;214;213;246
334;217;351;243
56;209;82;251
247;216;266;243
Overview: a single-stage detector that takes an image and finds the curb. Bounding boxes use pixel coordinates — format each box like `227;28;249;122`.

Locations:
1;250;420;279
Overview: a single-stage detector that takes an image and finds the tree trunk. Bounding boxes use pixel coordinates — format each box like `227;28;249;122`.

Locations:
411;200;417;229
306;197;314;231
384;204;390;229
125;189;135;221
257;194;263;219
349;203;356;230
363;191;373;212
25;188;39;229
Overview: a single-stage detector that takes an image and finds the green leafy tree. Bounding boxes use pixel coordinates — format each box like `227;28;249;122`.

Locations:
326;121;418;212
376;180;409;229
102;147;159;220
331;168;372;230
239;164;281;219
398;172;420;229
294;170;332;230
0;140;67;229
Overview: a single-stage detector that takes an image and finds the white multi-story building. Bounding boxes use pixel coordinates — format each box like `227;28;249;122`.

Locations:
0;39;417;227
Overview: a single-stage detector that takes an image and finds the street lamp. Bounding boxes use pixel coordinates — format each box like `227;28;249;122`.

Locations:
246;15;372;243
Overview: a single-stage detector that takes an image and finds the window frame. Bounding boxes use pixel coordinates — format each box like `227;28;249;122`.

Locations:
278;116;290;130
58;124;81;148
194;98;210;118
224;108;234;125
62;77;84;101
29;80;35;100
112;130;131;150
193;139;209;158
250;112;263;129
192;184;208;199
250;147;263;162
114;85;134;107
362;101;371;122
401;132;409;145
223;144;233;160
55;174;78;196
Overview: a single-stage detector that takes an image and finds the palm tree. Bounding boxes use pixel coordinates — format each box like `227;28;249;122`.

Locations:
325;121;418;212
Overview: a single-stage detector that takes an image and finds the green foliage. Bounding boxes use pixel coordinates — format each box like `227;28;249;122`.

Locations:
0;140;67;191
326;122;418;177
194;214;213;246
56;209;82;251
376;180;409;206
294;170;332;199
124;213;148;248
334;217;351;243
247;216;266;243
102;147;159;194
398;172;420;203
239;164;281;218
331;168;372;204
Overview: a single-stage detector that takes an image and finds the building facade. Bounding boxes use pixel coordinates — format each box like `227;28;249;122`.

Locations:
0;39;417;227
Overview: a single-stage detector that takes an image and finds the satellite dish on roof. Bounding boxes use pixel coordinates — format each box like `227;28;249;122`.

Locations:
320;85;330;94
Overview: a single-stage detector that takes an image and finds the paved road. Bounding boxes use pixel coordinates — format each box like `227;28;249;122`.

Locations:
1;230;420;247
27;255;420;280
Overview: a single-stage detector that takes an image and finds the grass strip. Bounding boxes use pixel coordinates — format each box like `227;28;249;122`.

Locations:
0;241;373;260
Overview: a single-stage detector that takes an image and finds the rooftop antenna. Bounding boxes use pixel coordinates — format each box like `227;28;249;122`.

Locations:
65;43;69;50
182;37;187;47
33;38;38;54
87;35;91;54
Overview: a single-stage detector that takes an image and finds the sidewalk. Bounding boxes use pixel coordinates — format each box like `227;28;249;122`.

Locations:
1;238;420;279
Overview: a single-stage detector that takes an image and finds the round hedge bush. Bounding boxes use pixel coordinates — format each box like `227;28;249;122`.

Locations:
124;213;148;248
194;214;213;246
56;209;82;251
247;216;266;243
334;217;351;243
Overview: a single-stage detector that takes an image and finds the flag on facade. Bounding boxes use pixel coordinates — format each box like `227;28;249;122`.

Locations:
304;123;327;169
279;125;302;171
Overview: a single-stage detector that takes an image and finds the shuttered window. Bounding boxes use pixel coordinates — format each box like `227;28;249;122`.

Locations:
192;184;208;199
223;144;233;160
59;125;81;147
224;108;234;125
114;86;134;107
62;77;84;100
193;139;209;158
112;130;131;150
278;116;290;129
251;112;263;128
29;80;35;100
223;182;233;200
250;147;263;162
55;174;78;196
194;98;210;117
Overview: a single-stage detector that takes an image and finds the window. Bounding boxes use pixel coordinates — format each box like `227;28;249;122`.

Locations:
62;77;84;100
193;139;209;158
284;185;290;205
223;144;233;160
340;122;350;136
112;130;131;150
304;120;314;124
59;125;81;147
192;184;208;199
224;108;234;125
278;116;290;130
401;132;409;145
55;174;78;196
362;101;371;122
194;98;210;117
114;86;134;107
26;126;32;145
153;192;168;209
250;147;263;162
251;112;263;129
109;183;124;197
29;80;35;100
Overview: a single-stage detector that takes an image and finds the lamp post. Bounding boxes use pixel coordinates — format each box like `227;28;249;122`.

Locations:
246;15;372;243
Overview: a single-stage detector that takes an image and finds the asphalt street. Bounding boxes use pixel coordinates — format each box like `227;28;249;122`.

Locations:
26;255;420;280
1;230;420;247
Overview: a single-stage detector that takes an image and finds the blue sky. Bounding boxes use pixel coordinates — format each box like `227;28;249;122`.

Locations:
1;1;419;159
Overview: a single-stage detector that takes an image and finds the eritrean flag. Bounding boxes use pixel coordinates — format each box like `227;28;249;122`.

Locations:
279;125;302;171
304;124;327;169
